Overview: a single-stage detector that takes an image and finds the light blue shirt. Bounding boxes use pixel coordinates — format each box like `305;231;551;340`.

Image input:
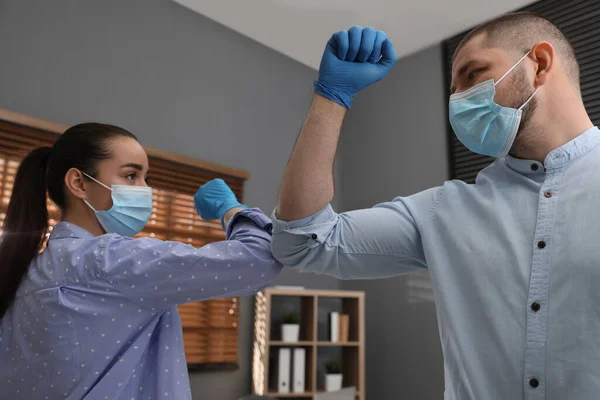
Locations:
0;209;282;400
271;127;600;400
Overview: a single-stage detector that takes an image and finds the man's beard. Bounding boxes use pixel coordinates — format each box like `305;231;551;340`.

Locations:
506;66;539;155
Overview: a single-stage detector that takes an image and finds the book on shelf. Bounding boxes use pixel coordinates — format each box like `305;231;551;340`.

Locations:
329;312;350;342
338;314;350;342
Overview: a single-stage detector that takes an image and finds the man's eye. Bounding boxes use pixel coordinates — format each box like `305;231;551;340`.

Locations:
468;69;481;80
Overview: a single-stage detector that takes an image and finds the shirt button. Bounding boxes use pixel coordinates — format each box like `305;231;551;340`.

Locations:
544;191;552;198
530;378;539;388
531;164;539;171
531;302;541;312
537;241;546;249
311;234;318;240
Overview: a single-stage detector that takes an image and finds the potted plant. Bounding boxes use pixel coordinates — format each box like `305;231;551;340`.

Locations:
325;361;343;392
282;312;300;342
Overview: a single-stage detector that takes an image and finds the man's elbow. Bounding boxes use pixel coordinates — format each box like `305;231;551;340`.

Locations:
270;232;312;268
270;233;340;278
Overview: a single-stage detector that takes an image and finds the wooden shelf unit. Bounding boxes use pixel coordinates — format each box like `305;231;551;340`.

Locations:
252;288;366;400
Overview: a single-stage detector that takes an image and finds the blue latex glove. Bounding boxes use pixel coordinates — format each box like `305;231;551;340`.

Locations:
194;179;247;228
314;26;398;108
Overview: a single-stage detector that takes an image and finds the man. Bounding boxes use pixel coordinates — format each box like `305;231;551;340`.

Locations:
271;12;599;400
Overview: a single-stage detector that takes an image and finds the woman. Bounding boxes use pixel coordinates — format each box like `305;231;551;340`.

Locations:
0;123;282;399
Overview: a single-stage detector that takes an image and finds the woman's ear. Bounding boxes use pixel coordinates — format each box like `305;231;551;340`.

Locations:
64;168;88;200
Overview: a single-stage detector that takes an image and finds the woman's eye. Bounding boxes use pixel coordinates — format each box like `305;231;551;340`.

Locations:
126;173;136;181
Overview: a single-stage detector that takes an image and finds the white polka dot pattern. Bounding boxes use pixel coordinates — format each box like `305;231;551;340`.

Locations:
0;208;281;399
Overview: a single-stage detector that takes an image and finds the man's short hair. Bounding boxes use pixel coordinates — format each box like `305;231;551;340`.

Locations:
454;12;579;87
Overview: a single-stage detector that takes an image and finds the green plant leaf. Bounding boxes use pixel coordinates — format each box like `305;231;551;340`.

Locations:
283;312;299;324
325;361;342;374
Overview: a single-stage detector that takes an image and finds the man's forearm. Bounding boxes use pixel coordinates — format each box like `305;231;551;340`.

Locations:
276;94;347;221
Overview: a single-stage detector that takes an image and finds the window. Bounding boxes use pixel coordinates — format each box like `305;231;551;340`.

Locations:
0;109;248;370
444;0;600;183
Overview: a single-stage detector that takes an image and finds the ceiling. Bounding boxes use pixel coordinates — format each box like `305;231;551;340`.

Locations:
174;0;535;70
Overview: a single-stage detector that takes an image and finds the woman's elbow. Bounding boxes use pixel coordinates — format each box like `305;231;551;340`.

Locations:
251;258;283;293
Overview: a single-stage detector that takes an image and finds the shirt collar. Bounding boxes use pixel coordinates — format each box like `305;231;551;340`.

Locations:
505;126;600;175
49;221;96;241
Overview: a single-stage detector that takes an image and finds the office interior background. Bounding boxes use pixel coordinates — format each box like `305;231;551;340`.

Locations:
0;0;598;399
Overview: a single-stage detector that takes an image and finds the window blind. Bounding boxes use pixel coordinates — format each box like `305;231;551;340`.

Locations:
0;114;246;370
443;0;600;183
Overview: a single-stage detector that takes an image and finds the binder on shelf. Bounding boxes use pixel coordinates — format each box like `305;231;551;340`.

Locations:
330;312;339;342
339;314;350;342
292;348;306;393
278;348;291;393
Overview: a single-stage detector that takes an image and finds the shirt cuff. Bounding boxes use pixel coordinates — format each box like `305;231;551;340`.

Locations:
271;204;337;247
226;208;273;237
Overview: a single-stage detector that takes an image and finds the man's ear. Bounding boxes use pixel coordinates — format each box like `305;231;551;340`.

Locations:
530;41;555;87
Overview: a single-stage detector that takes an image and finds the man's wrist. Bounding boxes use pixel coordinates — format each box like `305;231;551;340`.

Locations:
311;92;349;116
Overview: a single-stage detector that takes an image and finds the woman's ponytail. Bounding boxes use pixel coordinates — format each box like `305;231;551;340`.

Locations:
0;147;52;318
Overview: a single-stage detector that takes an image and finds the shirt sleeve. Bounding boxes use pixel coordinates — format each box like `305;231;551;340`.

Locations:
91;208;283;309
270;187;444;279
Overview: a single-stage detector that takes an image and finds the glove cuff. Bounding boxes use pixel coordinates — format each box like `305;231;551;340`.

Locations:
313;81;353;109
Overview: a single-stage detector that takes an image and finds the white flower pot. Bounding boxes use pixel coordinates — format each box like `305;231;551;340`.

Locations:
282;324;300;342
325;374;343;392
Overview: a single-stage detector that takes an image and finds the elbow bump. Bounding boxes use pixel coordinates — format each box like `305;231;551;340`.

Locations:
271;238;300;267
271;232;321;268
239;231;274;250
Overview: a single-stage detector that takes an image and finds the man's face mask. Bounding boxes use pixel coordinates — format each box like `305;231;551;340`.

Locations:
449;50;540;158
82;172;153;237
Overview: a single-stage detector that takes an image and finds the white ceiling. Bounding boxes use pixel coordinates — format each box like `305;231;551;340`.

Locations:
174;0;535;70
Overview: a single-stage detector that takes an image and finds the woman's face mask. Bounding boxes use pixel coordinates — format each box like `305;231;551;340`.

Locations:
82;172;153;237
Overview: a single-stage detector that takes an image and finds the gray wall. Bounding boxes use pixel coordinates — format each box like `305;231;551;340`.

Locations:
338;45;448;399
0;1;339;399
